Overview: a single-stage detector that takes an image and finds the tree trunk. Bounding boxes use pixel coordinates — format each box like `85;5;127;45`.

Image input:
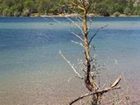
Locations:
91;95;99;105
82;3;98;105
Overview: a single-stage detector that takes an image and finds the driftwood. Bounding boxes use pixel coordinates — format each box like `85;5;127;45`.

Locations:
69;76;121;105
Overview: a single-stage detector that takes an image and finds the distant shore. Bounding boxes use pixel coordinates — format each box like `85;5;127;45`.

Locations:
1;13;139;18
0;13;140;17
31;13;140;18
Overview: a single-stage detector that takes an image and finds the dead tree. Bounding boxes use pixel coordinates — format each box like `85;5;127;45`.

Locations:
60;0;121;105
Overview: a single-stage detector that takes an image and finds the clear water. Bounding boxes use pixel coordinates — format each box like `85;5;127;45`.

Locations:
0;17;140;104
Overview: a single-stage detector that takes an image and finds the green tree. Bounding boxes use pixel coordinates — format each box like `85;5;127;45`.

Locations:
124;7;131;15
36;0;52;15
23;0;35;16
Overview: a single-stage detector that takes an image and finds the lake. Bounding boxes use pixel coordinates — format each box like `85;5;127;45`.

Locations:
0;17;140;105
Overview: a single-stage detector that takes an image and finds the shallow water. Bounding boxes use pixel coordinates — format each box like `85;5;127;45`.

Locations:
0;17;140;105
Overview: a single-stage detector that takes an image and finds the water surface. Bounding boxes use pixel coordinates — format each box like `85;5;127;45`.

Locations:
0;17;140;105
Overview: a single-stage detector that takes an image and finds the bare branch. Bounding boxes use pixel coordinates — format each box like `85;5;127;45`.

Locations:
69;86;121;105
71;32;83;41
67;17;83;33
71;1;85;10
69;75;121;105
71;40;84;47
59;50;83;79
89;24;108;45
111;75;121;88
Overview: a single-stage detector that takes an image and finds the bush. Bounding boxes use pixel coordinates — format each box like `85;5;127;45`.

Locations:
124;7;131;15
99;8;110;16
22;9;30;16
14;11;21;17
2;8;13;16
113;11;121;17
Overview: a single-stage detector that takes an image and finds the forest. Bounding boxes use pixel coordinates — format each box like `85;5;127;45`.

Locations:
0;0;140;16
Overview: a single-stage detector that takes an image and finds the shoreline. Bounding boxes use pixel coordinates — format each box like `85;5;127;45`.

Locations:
0;13;140;18
32;13;140;18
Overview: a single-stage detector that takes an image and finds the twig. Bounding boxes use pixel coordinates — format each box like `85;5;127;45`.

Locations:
89;24;108;45
67;17;83;33
111;75;121;88
69;75;121;105
69;86;121;105
70;1;85;11
59;50;83;79
71;32;83;41
71;40;84;47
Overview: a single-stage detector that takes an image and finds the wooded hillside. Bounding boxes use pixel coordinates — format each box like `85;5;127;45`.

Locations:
0;0;140;16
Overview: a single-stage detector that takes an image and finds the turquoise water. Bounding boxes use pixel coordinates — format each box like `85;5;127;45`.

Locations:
0;17;140;74
0;17;140;104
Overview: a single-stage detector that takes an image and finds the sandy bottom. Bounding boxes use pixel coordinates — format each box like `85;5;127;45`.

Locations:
0;69;85;105
0;68;139;105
